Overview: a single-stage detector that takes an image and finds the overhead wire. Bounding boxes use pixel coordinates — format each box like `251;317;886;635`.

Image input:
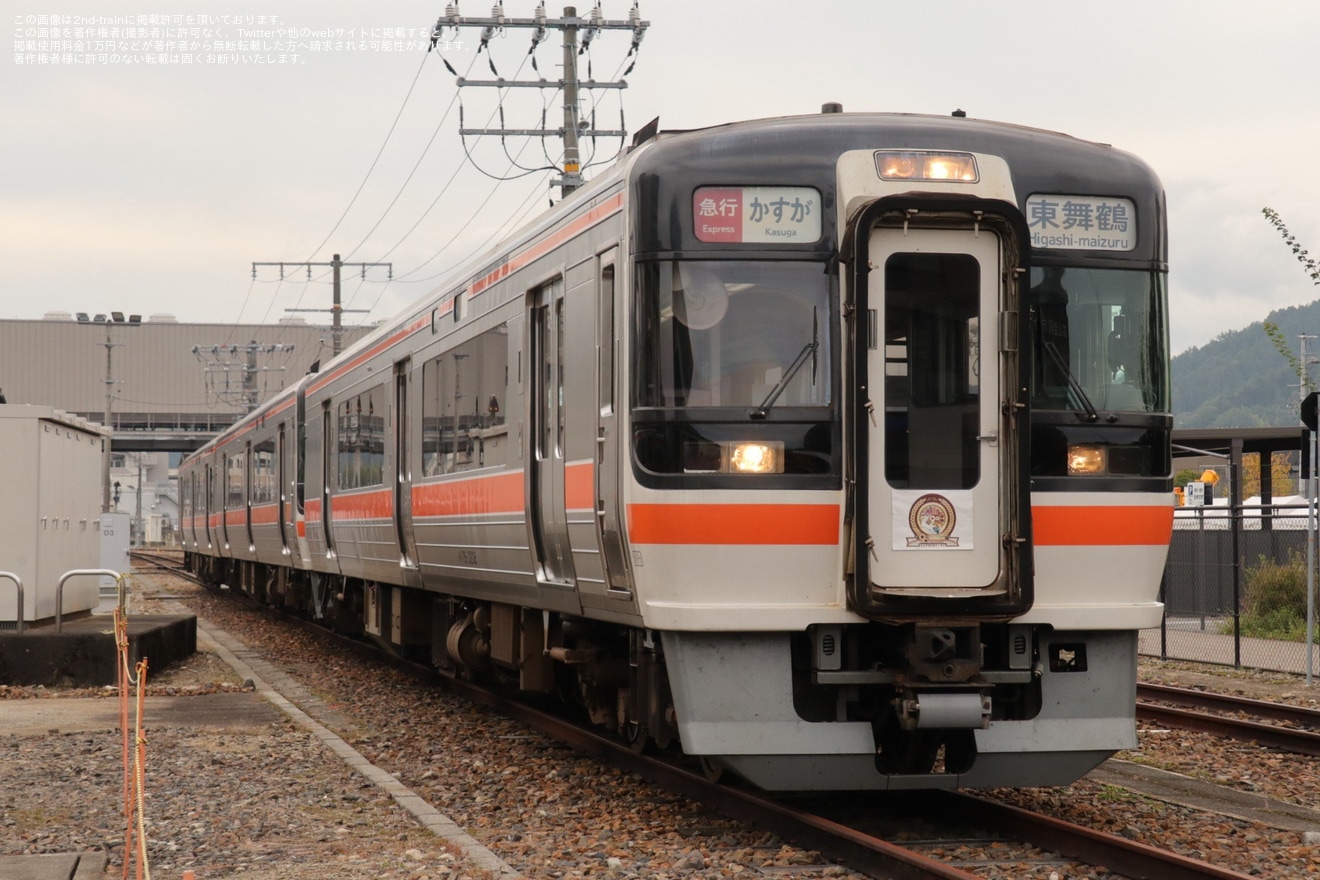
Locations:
338;51;480;265
286;3;646;328
252;48;436;343
371;3;641;299
581;26;638;172
220;274;260;349
367;145;549;296
301;50;434;266
485;153;562;243
356;163;531;315
363;135;553;312
347;50;546;313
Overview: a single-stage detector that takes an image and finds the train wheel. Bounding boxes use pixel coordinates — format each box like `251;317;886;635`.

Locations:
623;721;650;754
942;730;977;775
699;756;726;783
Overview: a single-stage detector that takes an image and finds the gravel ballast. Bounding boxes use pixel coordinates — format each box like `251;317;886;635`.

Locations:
4;571;1320;879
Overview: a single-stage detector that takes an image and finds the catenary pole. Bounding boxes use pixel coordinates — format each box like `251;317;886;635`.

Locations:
446;4;647;199
251;254;388;357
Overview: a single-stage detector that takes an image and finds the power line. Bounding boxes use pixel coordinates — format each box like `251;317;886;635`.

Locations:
435;2;648;197
251;255;392;357
192;341;296;413
303;51;435;265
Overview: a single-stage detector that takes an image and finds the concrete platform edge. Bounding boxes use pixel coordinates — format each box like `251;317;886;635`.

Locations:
197;619;524;879
0;851;108;880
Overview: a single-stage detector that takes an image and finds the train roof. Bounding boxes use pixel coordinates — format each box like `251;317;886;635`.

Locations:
626;110;1164;262
182;110;1166;466
636;110;1157;175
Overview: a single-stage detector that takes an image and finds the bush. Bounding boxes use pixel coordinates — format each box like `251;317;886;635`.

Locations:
1238;550;1319;642
1174;468;1201;489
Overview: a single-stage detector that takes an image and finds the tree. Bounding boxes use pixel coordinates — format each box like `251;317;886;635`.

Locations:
1240;451;1298;498
1263;320;1314;394
1263;207;1320;286
1262;208;1320;394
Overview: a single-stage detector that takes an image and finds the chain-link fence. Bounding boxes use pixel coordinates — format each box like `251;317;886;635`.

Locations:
1141;501;1320;679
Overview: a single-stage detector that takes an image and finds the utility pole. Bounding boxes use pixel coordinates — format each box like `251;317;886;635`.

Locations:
437;3;647;197
561;8;583;191
1301;334;1317;405
134;453;143;547
102;322;116;513
1304;333;1319;686
96;312;141;513
193;341;296;413
251;254;390;356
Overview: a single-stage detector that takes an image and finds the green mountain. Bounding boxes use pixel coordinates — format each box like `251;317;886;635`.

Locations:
1172;300;1320;428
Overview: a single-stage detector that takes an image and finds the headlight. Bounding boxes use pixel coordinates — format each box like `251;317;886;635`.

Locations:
727;440;783;474
679;439;786;474
1067;444;1106;475
874;150;978;182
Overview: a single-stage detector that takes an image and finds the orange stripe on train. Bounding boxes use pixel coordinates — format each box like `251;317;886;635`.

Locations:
1032;505;1173;546
331;489;393;521
624;503;1170;547
413;472;524;517
627;503;840;545
411;463;593;517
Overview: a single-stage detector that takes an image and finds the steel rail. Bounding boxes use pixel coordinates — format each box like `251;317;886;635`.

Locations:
1139;681;1320;727
1138;682;1320;756
1138;703;1320;757
156;567;1261;879
921;791;1257;880
275;608;1263;880
193;584;982;879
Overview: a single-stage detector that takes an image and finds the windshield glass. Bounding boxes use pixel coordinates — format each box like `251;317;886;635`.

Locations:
1028;267;1168;414
635;260;831;409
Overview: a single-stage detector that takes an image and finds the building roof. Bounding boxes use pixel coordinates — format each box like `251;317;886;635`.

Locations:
0;316;373;437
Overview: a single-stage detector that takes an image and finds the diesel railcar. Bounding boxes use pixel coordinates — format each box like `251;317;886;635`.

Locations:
180;108;1173;790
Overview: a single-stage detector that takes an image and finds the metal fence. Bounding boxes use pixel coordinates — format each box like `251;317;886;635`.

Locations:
1142;501;1320;680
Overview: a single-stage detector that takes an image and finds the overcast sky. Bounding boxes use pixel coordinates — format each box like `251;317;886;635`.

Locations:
4;0;1319;355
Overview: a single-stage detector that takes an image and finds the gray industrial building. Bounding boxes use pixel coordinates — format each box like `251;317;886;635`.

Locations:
0;311;373;545
0;312;372;434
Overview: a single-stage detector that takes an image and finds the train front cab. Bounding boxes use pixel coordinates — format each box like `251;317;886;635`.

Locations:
641;137;1171;791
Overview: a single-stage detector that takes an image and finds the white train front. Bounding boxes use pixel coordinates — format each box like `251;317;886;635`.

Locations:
180;109;1173;791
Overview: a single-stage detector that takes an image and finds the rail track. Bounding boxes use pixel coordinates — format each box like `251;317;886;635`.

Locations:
128;548;188;574
1137;682;1320;757
126;553;1262;879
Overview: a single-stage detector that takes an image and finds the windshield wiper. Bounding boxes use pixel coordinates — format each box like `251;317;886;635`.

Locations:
1042;340;1099;422
751;308;818;419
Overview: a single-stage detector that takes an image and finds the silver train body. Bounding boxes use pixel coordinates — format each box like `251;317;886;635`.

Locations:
180;111;1173;790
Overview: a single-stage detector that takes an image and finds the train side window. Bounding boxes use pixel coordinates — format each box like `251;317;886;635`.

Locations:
473;322;510;470
599;263;616;415
422;355;450;475
337;384;385;489
296;420;306;513
225;452;245;509
252;439;276;503
422;323;510;476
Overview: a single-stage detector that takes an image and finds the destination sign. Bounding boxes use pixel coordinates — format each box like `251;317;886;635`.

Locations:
1026;194;1137;251
693;186;821;244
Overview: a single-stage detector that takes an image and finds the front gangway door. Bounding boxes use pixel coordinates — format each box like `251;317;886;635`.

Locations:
866;226;1007;596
